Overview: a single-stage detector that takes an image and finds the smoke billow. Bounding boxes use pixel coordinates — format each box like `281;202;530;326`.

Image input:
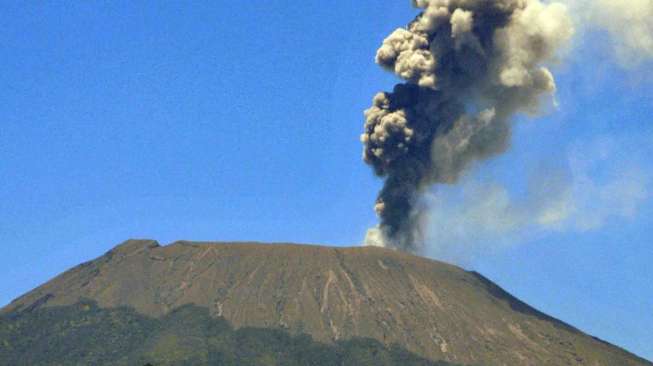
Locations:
361;0;573;251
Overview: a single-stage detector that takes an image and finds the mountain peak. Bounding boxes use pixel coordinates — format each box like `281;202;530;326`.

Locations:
2;240;650;366
109;238;160;254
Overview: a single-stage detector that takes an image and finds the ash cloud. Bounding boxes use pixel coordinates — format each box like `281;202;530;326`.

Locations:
362;0;573;251
423;137;650;264
564;0;653;66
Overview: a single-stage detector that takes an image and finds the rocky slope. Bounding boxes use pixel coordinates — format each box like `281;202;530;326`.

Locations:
3;239;650;366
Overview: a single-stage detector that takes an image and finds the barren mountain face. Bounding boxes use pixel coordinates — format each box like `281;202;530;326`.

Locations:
3;240;650;366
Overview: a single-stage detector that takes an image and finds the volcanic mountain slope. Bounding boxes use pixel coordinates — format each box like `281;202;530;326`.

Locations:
1;301;454;366
2;240;650;366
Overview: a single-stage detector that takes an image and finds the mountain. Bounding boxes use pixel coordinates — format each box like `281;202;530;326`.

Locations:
2;239;650;366
0;301;456;366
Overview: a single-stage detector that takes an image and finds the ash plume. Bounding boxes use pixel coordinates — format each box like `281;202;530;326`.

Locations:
362;0;573;251
424;136;651;264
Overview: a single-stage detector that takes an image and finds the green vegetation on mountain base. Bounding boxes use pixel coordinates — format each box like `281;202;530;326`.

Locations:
0;301;461;366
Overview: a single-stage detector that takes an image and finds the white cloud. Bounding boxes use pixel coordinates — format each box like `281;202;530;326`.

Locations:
423;136;650;263
564;0;653;66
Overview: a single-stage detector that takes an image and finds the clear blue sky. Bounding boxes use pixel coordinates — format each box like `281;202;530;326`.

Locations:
1;1;651;361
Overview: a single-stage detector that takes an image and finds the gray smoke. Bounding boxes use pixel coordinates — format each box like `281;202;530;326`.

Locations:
362;0;573;251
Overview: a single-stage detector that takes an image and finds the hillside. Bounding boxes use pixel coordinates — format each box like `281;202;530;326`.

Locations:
2;239;650;366
0;301;456;366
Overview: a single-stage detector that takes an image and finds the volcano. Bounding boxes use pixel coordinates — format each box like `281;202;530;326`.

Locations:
2;239;650;366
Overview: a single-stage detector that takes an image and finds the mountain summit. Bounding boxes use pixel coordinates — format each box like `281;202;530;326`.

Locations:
2;240;650;365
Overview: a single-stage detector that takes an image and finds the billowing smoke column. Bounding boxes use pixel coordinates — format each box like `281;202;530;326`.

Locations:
362;0;573;252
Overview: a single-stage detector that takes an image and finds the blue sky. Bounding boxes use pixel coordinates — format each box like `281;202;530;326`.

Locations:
1;1;651;360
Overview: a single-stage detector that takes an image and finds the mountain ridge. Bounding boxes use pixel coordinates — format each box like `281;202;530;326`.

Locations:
3;239;650;366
